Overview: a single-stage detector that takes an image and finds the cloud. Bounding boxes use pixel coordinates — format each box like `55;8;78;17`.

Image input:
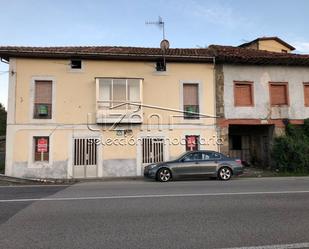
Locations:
173;0;252;29
293;42;309;54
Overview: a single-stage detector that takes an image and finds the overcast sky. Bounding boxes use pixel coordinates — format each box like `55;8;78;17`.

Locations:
1;0;309;108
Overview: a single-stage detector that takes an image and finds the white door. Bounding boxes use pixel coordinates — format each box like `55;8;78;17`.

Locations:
73;138;98;178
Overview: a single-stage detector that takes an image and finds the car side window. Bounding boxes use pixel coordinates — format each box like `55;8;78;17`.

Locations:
212;153;221;159
183;152;202;162
201;152;221;160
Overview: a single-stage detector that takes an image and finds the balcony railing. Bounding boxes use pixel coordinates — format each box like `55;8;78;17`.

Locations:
96;101;143;123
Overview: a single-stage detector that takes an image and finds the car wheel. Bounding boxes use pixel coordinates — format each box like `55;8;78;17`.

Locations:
218;167;232;181
157;168;172;182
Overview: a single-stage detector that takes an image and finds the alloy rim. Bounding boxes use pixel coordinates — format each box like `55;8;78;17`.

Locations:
159;169;171;181
220;168;231;180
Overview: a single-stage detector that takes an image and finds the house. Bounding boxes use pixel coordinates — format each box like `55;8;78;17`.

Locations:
0;46;218;179
211;41;309;166
1;37;309;178
239;36;295;53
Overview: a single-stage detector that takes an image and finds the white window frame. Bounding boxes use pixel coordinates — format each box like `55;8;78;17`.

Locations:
179;81;204;123
28;131;53;168
96;77;143;111
29;76;56;123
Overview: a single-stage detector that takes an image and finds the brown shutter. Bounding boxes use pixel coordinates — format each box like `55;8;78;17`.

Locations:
270;83;288;105
304;84;309;106
183;84;198;105
35;81;52;104
234;83;253;106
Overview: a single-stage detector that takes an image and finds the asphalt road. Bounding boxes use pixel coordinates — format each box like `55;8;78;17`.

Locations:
0;177;309;249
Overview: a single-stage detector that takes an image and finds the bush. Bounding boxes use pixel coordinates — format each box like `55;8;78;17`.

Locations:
271;119;309;173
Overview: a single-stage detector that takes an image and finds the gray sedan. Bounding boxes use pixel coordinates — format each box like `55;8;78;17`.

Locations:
144;150;243;182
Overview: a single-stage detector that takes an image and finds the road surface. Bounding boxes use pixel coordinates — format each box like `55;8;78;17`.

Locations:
0;177;309;249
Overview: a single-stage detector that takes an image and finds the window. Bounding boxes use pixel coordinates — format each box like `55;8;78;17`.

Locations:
234;81;254;106
185;135;199;151
304;83;309;107
183;83;199;119
70;59;82;69
33;81;52;119
156;59;166;71
281;49;288;53
269;82;289;106
34;137;49;162
98;78;141;110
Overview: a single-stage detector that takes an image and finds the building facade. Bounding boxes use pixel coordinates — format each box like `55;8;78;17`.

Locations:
0;47;219;179
1;37;309;178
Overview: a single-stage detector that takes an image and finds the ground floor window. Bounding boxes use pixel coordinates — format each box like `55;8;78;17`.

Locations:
185;135;199;151
34;137;49;162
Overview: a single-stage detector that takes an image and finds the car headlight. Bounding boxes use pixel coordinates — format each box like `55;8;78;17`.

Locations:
149;164;157;169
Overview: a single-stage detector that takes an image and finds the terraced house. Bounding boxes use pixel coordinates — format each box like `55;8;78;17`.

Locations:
0;45;218;179
1;37;309;179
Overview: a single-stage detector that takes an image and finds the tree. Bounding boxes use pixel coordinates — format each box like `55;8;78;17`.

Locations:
0;103;6;136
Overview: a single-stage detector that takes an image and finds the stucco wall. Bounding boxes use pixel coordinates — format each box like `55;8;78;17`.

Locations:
258;40;291;53
6;58;218;178
223;65;309;120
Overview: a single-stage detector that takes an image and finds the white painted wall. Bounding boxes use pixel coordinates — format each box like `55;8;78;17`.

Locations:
223;65;309;120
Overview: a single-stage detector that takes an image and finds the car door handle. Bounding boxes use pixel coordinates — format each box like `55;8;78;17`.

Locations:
195;161;199;164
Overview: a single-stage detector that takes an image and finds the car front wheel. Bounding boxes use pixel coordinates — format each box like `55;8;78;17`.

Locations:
218;167;232;181
157;168;172;182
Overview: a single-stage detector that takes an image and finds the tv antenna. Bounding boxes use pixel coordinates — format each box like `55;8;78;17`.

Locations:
146;16;166;40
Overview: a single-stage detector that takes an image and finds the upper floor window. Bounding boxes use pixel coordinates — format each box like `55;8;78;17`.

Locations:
183;83;199;119
304;83;309;107
156;59;166;72
34;80;52;119
98;78;141;109
234;81;254;106
269;82;289;106
70;59;82;69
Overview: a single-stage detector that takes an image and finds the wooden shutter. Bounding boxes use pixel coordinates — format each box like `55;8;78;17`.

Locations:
304;84;309;106
234;82;253;106
35;81;52;104
183;84;198;106
270;83;288;105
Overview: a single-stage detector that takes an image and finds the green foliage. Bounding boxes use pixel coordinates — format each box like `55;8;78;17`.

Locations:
0;103;6;136
271;119;309;173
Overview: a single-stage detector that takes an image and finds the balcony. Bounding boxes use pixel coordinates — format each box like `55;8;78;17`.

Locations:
95;78;143;123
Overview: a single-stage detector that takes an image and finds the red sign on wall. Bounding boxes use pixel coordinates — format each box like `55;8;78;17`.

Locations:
37;138;48;153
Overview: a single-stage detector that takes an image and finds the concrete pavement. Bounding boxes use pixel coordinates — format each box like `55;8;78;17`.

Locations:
0;177;309;249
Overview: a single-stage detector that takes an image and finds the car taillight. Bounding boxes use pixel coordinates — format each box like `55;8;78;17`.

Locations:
235;159;242;165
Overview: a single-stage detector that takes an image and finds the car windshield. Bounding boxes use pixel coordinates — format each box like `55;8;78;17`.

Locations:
177;152;190;160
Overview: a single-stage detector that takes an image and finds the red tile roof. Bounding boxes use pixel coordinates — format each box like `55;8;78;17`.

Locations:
1;44;309;65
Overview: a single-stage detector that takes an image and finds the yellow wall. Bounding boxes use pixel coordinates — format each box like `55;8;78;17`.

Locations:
15;59;215;125
258;40;292;53
11;58;217;163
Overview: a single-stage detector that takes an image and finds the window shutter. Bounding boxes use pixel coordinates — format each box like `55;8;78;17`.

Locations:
270;84;288;105
234;83;252;106
183;84;198;105
35;81;52;104
304;84;309;106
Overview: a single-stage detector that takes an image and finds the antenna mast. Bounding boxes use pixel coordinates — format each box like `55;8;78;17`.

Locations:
146;16;165;40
